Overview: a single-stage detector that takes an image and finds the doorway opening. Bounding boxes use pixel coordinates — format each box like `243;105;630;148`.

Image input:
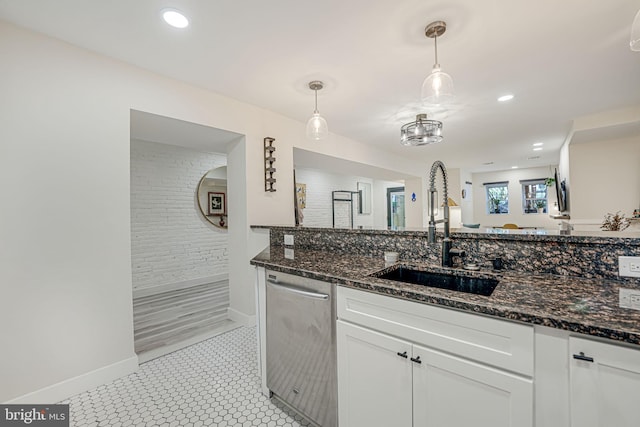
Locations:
130;110;242;362
387;186;405;229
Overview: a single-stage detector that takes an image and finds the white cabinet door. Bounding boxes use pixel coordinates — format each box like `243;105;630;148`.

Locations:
413;344;533;427
570;337;640;427
337;320;413;427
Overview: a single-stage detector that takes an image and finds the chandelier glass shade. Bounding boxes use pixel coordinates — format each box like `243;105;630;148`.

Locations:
400;114;443;146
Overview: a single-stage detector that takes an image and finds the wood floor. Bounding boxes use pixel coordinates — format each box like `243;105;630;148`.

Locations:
133;280;237;360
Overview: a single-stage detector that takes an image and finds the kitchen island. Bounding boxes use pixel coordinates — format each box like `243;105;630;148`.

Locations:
251;225;640;427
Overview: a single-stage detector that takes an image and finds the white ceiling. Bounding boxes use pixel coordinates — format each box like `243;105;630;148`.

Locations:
130;110;242;153
2;0;639;173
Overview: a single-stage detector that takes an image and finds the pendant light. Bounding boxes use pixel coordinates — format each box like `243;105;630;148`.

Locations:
631;8;640;51
400;113;443;146
421;21;454;105
306;81;329;140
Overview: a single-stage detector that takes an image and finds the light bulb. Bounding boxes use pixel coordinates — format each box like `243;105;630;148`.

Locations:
422;67;454;105
306;112;328;140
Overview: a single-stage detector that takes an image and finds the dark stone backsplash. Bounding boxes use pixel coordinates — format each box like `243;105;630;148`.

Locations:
267;226;640;283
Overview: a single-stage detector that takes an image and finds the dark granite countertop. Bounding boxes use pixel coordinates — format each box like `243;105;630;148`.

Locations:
251;246;640;346
251;225;640;245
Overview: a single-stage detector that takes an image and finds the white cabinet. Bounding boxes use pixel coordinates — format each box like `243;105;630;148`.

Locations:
569;336;640;427
337;287;534;427
413;343;532;427
337;321;412;427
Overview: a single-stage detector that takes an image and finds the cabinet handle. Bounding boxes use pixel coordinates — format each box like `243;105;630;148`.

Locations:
410;356;422;364
397;351;408;358
572;352;594;363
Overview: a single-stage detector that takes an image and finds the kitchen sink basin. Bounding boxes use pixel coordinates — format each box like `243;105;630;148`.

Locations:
371;266;499;296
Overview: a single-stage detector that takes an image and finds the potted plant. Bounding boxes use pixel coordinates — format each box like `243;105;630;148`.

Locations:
601;211;631;231
544;177;555;187
490;197;501;214
535;200;546;213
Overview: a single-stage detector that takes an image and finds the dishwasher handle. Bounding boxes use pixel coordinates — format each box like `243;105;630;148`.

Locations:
267;279;330;300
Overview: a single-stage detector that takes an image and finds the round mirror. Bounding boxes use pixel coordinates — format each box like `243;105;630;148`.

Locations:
196;166;228;229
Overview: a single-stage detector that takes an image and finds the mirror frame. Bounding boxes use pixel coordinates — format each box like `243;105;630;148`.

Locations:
196;170;228;229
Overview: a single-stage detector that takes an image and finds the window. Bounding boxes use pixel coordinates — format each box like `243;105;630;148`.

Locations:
521;179;548;214
484;182;509;214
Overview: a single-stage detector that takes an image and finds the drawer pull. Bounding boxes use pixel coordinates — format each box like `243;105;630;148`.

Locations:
397;351;408;359
573;352;594;363
410;356;422;364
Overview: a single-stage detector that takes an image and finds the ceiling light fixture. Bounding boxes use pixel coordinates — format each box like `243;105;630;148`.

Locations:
631;9;640;51
511;166;519;169
533;147;543;151
162;9;189;28
421;21;454;105
400;113;443;146
533;142;544;146
498;94;514;102
306;81;329;141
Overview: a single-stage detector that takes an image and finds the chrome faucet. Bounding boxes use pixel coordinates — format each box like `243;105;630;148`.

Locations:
427;160;453;267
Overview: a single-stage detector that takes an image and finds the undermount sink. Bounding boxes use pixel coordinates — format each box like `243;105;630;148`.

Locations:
371;265;499;297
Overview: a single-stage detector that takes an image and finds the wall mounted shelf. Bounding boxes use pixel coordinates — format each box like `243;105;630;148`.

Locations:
264;137;276;192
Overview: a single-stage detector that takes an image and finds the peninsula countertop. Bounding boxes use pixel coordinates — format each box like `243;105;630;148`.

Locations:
251;245;640;346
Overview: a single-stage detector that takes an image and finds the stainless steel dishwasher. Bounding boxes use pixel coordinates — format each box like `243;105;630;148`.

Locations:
266;270;337;427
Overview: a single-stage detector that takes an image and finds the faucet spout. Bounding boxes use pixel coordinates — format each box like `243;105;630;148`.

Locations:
427;160;453;267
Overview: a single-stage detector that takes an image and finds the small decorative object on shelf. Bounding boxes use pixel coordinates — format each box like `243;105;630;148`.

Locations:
264;137;276;192
601;211;631;231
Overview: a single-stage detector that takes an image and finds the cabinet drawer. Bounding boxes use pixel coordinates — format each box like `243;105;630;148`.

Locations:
337;286;533;376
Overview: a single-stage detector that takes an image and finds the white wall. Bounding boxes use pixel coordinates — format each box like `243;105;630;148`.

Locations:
0;20;428;402
569;136;640;230
460;169;474;225
130;139;228;292
472;166;561;228
295;168;401;229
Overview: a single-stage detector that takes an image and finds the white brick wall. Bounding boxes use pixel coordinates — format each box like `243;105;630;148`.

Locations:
130;139;228;291
295;169;375;228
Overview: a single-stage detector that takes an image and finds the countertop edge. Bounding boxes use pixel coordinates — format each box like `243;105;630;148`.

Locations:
251;258;640;347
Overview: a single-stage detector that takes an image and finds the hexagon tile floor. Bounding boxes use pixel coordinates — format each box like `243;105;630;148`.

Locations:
61;326;311;427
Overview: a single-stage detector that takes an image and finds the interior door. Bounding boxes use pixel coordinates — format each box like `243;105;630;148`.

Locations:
387;186;405;229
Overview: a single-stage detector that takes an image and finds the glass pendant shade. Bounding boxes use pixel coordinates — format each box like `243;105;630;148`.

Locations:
306;112;329;140
421;66;455;104
400;114;443;146
306;81;328;141
631;9;640;51
422;21;454;105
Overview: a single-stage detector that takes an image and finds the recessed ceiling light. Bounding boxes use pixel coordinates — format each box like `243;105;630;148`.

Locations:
533;147;543;151
511;166;518;169
528;156;540;160
162;9;189;28
533;142;544;147
497;94;514;102
482;162;494;165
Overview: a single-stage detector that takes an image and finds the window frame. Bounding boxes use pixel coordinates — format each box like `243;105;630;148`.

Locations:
484;182;509;215
521;179;548;214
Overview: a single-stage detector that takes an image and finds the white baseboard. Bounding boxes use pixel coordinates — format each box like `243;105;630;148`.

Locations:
133;274;228;299
227;307;256;327
5;355;139;404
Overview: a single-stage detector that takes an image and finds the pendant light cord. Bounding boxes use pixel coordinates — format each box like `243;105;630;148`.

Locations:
314;88;319;113
433;33;439;67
